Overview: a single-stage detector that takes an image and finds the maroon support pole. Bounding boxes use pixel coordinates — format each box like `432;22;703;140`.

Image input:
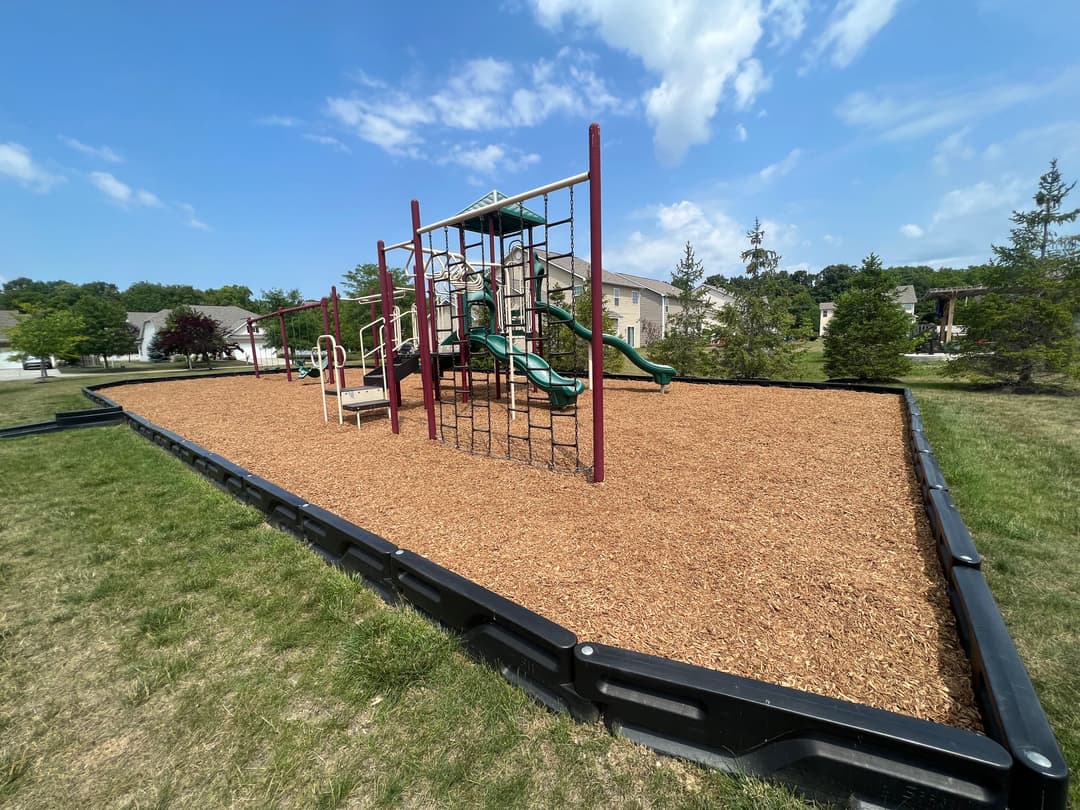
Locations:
246;319;260;377
427;273;441;401
487;215;502;399
588;122;605;483
377;240;400;434
278;310;293;382
331;285;345;389
411;200;437;440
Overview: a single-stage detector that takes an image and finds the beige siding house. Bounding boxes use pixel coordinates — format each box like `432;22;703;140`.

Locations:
819;284;917;336
532;250;687;347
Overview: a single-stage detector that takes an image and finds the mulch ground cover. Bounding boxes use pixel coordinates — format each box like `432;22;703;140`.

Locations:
107;372;982;731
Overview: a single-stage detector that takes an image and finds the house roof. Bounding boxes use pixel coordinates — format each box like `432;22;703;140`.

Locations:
532;249;634;288
699;284;737;300
819;285;916;311
894;284;917;305
140;305;259;338
616;272;682;297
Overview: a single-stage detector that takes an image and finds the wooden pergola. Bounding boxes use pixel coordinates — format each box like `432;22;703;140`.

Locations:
925;286;988;344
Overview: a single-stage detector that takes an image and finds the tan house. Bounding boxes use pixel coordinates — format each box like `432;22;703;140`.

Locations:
532;250;686;348
819;284;917;336
122;305;265;362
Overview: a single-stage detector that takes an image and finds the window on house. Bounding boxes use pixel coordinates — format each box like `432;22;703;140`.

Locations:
626;326;635;347
613;287;621;306
632;289;639;305
573;285;583;297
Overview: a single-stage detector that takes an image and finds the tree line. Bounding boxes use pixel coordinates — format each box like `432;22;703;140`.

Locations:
643;158;1078;388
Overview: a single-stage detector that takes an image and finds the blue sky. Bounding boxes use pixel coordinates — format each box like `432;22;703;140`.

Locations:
2;0;1079;299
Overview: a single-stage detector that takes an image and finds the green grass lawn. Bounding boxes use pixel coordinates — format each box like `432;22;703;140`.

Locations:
1;359;1076;807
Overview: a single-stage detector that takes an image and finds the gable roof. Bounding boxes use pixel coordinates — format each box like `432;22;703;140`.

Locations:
616;272;682;297
532;249;633;288
141;305;259;337
820;285;917;311
699;284;737;300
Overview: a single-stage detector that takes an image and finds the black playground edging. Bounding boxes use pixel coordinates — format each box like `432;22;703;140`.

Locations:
79;373;1067;809
0;405;125;439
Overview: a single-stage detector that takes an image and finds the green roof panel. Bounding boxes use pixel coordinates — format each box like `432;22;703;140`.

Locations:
456;190;546;234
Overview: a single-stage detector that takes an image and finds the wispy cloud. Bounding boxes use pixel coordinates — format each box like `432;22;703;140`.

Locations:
899;223;924;238
610;199;801;278
0;142;66;192
325;49;624;164
759;147;802;182
178;202;210;231
439;143;540;175
808;0;902;69
89;171;163;207
735;123;748;142
302;133;351;153
59;135;123;163
255;115;303;127
836;72;1077;141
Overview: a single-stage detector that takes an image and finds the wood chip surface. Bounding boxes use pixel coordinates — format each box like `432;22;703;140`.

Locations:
108;374;983;731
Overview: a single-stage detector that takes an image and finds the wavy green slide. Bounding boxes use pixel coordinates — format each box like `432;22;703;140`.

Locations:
467;331;585;408
530;268;677;387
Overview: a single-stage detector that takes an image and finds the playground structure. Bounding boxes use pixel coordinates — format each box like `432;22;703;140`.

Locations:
245;124;679;483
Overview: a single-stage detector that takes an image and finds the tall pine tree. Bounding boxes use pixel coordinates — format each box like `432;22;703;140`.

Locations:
822;254;915;380
648;242;717;375
713;220;802;379
945;159;1080;388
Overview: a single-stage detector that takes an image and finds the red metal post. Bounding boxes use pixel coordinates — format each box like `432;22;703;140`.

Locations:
331;285;345;389
588;123;605;483
487;215;502;399
378;240;400;434
411;200;437;440
278;309;293;382
427;272;441;402
246;318;260;377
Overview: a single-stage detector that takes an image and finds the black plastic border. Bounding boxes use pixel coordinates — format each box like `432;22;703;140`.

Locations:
0;406;125;439
79;373;1067;808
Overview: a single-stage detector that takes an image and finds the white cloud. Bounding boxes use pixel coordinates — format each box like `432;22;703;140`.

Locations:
735;123;748;142
532;0;766;165
609;200;796;278
440;143;541;175
302;133;351;153
733;59;771;109
178;202;210;231
326;50;623;161
0;142;66;192
256;115;302;127
89;171;162;208
931;178;1024;225
931;128;976;175
809;0;901;68
59;135;123;163
823;233;841;245
899;223;924;238
758;147;802;182
765;0;810;46
836;72;1078;141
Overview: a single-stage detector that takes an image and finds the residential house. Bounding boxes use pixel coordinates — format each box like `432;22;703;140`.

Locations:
532;250;689;347
698;284;739;329
121;305;268;363
818;284;917;337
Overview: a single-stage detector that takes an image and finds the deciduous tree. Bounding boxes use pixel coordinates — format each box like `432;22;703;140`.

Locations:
7;308;85;381
153;306;227;369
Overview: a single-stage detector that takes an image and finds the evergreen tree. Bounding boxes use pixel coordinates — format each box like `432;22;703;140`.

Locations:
713;220;802;379
822;254;916;380
945;159;1080;388
648;242;717;375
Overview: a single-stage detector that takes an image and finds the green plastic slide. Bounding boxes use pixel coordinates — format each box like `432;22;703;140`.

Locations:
533;298;677;387
466;331;585;408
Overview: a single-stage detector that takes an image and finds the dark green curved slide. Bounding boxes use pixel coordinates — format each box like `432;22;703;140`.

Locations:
467;331;585;408
533;298;677;388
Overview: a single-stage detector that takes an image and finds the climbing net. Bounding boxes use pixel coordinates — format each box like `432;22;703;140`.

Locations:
416;179;595;476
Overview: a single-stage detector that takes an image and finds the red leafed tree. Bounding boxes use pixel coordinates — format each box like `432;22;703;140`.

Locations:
151;306;228;369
